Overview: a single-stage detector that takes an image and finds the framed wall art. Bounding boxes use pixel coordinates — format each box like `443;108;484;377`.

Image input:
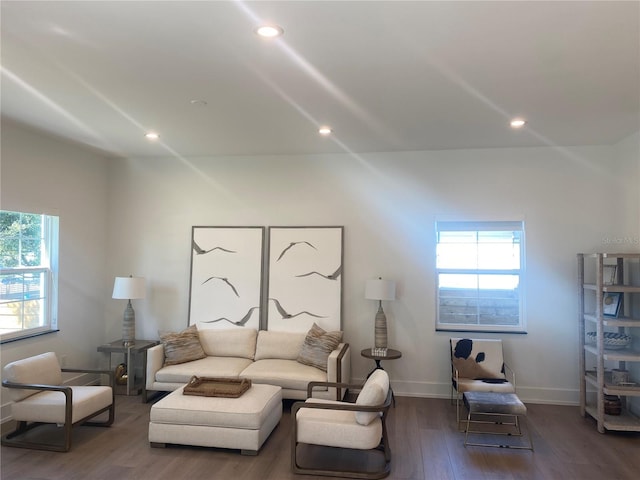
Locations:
602;292;622;318
267;226;343;332
189;226;265;329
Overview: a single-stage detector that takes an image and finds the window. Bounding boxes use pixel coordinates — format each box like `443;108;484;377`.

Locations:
0;210;59;343
436;220;525;333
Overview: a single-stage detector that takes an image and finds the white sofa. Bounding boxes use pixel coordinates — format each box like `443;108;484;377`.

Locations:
146;328;351;401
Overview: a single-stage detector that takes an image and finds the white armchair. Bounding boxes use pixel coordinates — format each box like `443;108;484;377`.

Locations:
291;369;392;479
2;352;115;452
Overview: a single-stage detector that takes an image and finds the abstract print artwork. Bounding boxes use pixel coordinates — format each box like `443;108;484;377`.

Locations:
267;226;343;332
189;227;264;330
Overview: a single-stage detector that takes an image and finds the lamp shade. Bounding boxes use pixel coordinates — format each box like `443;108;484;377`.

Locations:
365;278;396;301
112;276;146;300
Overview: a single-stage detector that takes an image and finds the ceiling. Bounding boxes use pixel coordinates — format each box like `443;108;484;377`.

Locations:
1;1;639;158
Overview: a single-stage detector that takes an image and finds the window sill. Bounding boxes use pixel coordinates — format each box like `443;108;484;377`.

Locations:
0;329;60;345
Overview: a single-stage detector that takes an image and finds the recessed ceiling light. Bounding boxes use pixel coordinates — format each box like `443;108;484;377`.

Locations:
255;24;284;38
510;118;526;128
318;126;332;136
190;99;208;107
145;132;160;140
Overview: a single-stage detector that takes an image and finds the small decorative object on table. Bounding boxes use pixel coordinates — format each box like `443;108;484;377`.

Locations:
184;376;252;398
372;347;388;356
115;363;128;385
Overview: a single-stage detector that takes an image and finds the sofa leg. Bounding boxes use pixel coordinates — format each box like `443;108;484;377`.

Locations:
241;449;258;456
150;442;166;448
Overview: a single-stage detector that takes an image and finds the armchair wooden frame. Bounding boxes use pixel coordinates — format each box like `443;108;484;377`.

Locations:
2;368;115;452
291;381;392;479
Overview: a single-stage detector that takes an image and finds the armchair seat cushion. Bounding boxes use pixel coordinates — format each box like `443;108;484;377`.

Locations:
296;399;383;450
11;386;113;424
455;378;515;394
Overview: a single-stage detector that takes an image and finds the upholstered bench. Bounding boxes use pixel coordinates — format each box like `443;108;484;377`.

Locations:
149;384;282;455
462;391;533;450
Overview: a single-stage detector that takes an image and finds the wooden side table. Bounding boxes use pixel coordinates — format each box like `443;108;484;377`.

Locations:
361;348;402;406
97;339;158;401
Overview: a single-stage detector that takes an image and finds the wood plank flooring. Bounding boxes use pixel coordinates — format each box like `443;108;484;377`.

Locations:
1;394;639;480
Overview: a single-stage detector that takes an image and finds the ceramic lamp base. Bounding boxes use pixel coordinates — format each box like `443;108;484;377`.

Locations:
122;300;136;346
374;304;387;349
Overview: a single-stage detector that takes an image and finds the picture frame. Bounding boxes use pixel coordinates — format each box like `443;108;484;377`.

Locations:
603;265;617;285
188;226;265;329
602;292;622;318
266;226;343;332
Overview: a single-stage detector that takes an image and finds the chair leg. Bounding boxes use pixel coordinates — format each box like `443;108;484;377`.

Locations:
2;403;115;453
83;403;115;427
2;421;71;453
463;411;534;451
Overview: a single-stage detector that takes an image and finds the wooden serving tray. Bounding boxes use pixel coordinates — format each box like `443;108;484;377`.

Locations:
183;376;251;398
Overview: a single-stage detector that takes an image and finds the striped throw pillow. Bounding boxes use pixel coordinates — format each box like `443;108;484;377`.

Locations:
296;323;343;371
160;324;206;366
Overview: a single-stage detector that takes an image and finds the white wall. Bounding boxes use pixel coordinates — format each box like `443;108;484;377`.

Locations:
1;119;637;409
0;120;110;421
105;136;640;405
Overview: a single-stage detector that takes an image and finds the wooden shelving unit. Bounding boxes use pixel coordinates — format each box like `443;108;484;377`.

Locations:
578;253;640;433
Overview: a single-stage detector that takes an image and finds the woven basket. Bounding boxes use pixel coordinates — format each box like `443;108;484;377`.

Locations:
604;394;622;415
183;376;251;398
586;332;632;349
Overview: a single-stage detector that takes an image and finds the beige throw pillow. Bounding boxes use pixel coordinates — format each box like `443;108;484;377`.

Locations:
160;324;206;366
296;323;343;372
355;369;389;425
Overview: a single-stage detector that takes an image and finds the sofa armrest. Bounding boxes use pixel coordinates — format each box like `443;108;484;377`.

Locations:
146;343;165;391
327;343;351;400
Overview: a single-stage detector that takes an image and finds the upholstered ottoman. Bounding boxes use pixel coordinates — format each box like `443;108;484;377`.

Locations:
149;384;282;455
462;391;533;450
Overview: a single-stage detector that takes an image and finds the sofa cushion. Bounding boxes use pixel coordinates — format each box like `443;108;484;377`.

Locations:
355;369;389;426
297;323;343;372
11;386;113;423
2;352;64;402
242;359;327;391
198;328;257;360
155;356;253;384
254;330;306;361
160;325;206;366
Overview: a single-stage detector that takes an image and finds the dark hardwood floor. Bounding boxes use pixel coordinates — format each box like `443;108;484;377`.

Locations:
1;394;639;480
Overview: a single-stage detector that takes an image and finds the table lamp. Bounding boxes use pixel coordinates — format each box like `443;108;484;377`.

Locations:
365;277;396;349
112;275;146;347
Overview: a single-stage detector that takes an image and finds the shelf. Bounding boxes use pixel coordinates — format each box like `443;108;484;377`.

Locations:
583;283;640;293
579;253;640;433
582;314;640;326
585;405;640;432
585;371;640;396
584;344;640;361
601;253;640;259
